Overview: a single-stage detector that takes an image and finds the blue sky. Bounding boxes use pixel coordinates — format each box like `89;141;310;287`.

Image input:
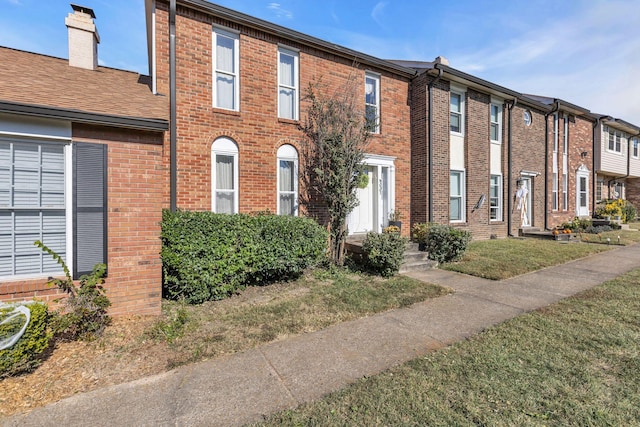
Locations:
2;0;639;123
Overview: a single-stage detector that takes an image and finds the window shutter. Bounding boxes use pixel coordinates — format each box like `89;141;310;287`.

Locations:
73;143;107;278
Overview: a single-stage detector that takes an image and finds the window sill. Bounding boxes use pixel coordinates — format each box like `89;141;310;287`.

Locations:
212;107;241;117
278;117;299;125
450;131;464;137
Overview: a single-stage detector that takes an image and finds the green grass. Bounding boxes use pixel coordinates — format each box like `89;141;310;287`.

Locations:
441;230;640;280
255;268;640;427
151;269;449;368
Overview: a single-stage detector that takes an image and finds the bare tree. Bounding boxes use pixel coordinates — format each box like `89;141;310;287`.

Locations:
299;74;371;265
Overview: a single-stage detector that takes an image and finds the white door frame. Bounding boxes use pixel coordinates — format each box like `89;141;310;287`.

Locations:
576;165;590;217
347;154;396;235
519;174;535;227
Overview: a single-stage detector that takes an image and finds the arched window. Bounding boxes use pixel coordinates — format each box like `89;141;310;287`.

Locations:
211;137;239;213
277;144;298;216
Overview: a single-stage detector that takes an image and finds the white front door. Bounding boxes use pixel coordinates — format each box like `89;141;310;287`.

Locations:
520;177;532;227
347;156;396;235
348;166;376;234
576;167;590;217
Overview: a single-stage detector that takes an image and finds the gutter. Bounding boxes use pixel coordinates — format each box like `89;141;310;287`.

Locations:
427;68;443;223
0;101;168;133
170;0;177;212
506;98;517;237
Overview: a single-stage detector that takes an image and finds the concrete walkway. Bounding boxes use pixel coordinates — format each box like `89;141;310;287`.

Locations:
6;243;640;427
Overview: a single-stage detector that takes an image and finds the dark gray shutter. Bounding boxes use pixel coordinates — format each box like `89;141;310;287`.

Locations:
73;143;107;278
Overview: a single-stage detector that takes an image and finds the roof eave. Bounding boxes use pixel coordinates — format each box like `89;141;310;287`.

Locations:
432;64;551;112
175;0;416;78
0;101;169;132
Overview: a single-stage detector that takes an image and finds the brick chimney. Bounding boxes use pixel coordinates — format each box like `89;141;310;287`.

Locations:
65;4;100;70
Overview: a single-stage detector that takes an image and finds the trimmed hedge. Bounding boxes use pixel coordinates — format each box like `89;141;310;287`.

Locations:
425;225;472;263
161;210;328;303
1;302;52;379
362;232;408;277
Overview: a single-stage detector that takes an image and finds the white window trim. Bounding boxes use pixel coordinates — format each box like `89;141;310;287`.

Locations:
365;71;381;134
212;26;240;111
490;101;502;145
489;174;502;221
553;113;559;153
633;138;639;159
552;172;558;211
211;137;239;214
277;47;299;121
450;87;465;136
276;144;299;216
563;114;569;153
562;173;568;211
606;128;623;154
0;137;72;281
450;169;466;223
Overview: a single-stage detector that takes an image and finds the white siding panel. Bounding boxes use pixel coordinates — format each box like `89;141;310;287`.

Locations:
450;134;465;170
490;144;501;174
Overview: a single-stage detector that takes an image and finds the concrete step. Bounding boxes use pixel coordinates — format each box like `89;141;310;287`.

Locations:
399;259;438;273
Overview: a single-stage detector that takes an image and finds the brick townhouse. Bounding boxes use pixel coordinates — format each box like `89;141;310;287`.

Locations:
147;0;414;236
394;58;552;238
0;6;168;315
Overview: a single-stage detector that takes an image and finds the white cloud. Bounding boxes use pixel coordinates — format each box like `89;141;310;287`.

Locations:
371;2;388;28
449;0;640;122
267;3;293;20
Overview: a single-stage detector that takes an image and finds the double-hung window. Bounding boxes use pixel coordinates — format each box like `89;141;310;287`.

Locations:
278;48;299;120
552;172;558;211
562;173;568;211
633;138;639;158
277;144;298;216
365;72;380;133
0;138;107;279
211;137;239;214
450;92;464;134
213;27;239;111
490;103;501;143
450;170;465;222
489;175;502;221
608;128;622;153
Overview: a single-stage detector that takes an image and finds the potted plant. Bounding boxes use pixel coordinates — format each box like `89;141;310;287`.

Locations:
388;209;402;232
412;222;433;251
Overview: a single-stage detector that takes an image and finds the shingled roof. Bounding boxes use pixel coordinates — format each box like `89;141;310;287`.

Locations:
0;46;167;130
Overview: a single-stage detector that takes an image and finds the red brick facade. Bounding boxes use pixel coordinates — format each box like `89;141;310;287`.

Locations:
153;2;412;232
0;125;164;316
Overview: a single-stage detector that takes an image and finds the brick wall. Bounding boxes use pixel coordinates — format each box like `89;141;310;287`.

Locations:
154;2;412;233
0;125;165;316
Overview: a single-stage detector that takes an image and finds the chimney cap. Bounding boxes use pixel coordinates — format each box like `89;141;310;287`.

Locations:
70;3;96;19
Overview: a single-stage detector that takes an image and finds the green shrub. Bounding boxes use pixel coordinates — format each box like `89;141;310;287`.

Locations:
161;210;328;303
34;241;111;341
425;225;472;263
622;200;637;223
412;222;436;245
0;302;52;378
362;231;408;277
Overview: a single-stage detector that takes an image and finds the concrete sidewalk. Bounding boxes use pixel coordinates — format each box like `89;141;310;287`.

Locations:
6;244;640;427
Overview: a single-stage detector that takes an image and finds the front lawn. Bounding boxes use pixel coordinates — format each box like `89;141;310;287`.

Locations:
256;268;640;426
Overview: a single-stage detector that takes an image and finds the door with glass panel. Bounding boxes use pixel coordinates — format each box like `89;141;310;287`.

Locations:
576;167;589;217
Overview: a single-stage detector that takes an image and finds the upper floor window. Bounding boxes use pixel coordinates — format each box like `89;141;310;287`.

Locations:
213;27;239;111
450;91;464;134
277;144;299;216
211;137;239;214
563;115;569;153
365;72;380;133
607;128;622;153
633;138;639;158
490;103;502;144
278;48;299;120
553;113;559;152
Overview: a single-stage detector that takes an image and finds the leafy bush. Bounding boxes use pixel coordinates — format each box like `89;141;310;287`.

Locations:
412;222;436;245
584;225;613;234
161;210;328;303
425;225;472;263
35;241;111;341
1;302;51;378
362;231;408;277
559;217;592;231
622;201;637;223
